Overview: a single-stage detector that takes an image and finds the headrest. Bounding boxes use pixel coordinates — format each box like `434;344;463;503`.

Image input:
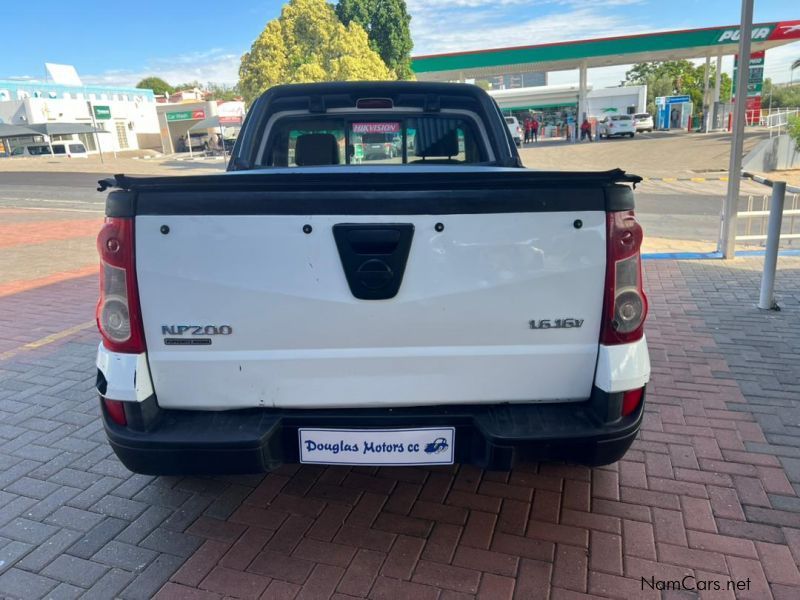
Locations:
418;129;459;158
295;133;340;166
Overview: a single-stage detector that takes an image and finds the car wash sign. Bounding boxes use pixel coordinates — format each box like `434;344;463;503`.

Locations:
167;109;205;122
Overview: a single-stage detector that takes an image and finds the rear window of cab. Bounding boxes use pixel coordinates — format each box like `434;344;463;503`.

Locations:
264;115;486;167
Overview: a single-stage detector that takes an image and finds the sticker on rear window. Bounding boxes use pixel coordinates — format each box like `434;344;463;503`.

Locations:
352;122;400;134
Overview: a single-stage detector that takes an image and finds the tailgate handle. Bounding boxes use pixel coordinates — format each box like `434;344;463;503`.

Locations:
346;229;401;255
333;224;414;300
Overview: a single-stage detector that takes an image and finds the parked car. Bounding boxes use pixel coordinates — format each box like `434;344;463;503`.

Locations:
95;81;650;475
633;113;654;133
51;141;88;158
361;133;401;160
504;116;523;147
598;115;636;139
9;144;54;157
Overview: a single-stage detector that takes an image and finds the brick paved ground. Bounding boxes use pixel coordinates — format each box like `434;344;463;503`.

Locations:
1;257;799;599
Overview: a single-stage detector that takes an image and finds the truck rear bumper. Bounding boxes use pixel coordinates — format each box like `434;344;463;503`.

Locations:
101;387;644;474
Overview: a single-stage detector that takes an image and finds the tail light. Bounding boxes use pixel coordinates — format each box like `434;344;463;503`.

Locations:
96;217;146;353
103;398;127;425
356;98;393;109
600;211;648;345
621;388;644;417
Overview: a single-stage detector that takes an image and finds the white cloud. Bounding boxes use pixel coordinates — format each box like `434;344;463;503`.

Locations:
763;41;800;83
82;49;242;88
407;2;645;56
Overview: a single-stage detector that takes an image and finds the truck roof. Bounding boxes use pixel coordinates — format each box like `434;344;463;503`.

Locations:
231;81;522;171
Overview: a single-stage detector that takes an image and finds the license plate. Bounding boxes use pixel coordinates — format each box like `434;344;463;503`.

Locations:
298;427;455;466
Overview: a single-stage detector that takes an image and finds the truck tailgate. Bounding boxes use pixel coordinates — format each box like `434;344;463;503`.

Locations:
137;223;606;407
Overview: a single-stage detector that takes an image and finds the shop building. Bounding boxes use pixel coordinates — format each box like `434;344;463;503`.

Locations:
156;100;245;154
0;80;160;153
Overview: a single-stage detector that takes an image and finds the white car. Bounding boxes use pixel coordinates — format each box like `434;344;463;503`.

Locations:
51;141;89;158
10;144;53;157
9;141;89;158
633;113;654;133
504;116;523;147
598;115;636;139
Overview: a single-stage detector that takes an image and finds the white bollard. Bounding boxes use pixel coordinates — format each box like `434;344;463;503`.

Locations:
758;181;786;310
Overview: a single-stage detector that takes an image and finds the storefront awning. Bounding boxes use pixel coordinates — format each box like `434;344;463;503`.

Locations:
0;123;43;137
27;123;108;136
189;116;243;131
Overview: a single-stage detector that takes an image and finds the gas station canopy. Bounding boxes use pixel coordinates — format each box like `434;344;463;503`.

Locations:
412;20;800;81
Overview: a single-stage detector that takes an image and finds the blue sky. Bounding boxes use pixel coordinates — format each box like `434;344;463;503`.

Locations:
3;0;798;87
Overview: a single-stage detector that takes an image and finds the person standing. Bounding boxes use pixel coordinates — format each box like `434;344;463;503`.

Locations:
531;117;539;143
524;117;532;144
580;117;593;142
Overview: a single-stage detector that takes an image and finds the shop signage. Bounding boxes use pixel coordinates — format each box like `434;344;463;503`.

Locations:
733;51;765;98
167;110;206;122
93;105;111;120
716;27;773;44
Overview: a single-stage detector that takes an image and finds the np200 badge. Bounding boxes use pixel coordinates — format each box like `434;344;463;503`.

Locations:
529;318;584;330
161;325;233;336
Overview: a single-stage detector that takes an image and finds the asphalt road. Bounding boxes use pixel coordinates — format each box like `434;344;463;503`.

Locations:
0;172;107;214
0;171;778;245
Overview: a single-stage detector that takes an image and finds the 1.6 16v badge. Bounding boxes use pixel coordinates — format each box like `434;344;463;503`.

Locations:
529;318;584;330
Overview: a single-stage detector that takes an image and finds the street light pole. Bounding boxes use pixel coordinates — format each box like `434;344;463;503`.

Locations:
86;100;104;165
719;0;754;259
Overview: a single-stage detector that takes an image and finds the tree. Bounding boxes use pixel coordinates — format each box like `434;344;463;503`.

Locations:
172;80;203;91
238;0;394;103
335;0;414;79
762;78;800;109
788;114;800;151
205;83;241;101
625;60;731;115
136;77;173;96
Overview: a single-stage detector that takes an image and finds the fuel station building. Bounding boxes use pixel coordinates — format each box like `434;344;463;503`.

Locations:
412;20;800;130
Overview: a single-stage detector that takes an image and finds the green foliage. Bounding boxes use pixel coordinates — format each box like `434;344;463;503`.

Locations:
336;0;414;79
239;0;393;103
135;77;173;96
172;80;203;91
204;83;241;101
788;115;800;151
626;61;731;116
762;79;800;109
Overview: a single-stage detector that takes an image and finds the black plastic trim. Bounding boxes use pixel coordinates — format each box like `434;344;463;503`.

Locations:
101;387;645;474
604;184;637;212
333;223;414;300
102;171;638;217
105;190;136;218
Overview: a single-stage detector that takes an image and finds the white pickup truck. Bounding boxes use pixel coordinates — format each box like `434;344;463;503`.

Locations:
95;82;650;474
